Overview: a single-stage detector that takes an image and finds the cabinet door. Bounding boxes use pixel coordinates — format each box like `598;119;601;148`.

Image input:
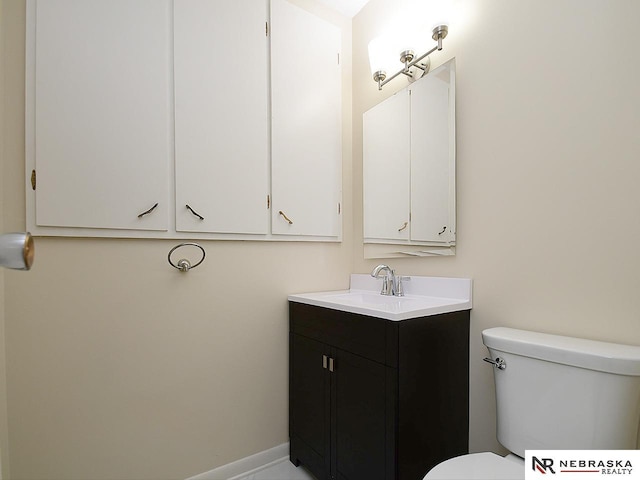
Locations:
174;0;269;234
332;348;395;480
32;0;171;231
290;334;331;480
363;91;411;241
271;0;342;238
410;68;454;243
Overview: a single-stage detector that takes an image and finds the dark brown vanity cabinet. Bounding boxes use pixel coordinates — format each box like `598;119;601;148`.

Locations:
289;302;470;480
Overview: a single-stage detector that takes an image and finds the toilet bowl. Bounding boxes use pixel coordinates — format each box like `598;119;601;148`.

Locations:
425;452;523;479
424;327;640;480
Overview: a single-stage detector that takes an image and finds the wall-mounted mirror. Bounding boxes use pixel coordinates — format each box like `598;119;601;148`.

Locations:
363;58;456;259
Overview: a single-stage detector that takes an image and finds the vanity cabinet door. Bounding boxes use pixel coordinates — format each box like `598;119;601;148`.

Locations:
290;303;396;480
290;336;395;480
290;334;331;480
174;0;269;234
271;0;342;238
363;91;411;241
30;0;171;231
332;348;396;480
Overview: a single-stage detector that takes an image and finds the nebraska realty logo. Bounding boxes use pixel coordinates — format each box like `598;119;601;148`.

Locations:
525;451;639;479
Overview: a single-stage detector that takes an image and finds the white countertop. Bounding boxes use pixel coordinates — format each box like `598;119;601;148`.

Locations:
288;274;472;321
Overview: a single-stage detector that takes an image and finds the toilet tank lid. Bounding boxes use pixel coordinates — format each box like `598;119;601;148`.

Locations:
482;327;640;376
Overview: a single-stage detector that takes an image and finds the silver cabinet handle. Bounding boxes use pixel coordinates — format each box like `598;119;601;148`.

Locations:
322;355;335;372
186;204;205;220
137;202;158;218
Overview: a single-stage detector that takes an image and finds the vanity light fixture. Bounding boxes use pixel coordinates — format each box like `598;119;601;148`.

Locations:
0;232;35;270
371;24;448;91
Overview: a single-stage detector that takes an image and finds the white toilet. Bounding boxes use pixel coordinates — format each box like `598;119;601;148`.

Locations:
424;327;640;479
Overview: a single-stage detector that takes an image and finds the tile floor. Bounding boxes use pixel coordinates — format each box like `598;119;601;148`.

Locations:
236;459;315;480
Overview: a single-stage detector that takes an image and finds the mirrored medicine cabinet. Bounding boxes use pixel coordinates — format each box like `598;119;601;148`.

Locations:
363;58;456;259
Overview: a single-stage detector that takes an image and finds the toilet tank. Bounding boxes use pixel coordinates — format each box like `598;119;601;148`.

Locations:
482;327;640;457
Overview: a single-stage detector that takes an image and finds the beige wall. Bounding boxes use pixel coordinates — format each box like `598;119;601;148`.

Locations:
353;0;640;455
1;1;352;479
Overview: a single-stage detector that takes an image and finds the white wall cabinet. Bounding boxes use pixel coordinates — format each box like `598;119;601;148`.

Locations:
30;0;172;231
270;0;342;238
26;0;342;241
174;0;269;235
363;60;456;247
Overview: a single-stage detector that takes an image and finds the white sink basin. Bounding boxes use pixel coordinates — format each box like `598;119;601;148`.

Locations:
288;274;472;321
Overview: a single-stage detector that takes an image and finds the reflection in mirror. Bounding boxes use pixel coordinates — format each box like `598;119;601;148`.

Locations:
363;58;456;259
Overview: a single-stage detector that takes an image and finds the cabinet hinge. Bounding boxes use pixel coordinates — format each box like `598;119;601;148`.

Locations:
267;194;271;209
31;169;36;190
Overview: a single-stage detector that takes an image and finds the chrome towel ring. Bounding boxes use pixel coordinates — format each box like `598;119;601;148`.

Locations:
168;243;206;272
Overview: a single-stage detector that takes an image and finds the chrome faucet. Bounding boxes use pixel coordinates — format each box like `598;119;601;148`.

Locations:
371;264;410;296
371;264;394;295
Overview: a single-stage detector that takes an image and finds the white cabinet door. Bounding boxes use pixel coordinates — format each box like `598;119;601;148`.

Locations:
32;0;171;231
410;66;455;243
363;91;410;241
270;0;342;237
174;0;269;234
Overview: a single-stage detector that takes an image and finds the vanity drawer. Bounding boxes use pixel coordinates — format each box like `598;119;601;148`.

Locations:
289;302;397;366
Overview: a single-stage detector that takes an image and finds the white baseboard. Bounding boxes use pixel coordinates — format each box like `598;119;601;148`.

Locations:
185;443;290;480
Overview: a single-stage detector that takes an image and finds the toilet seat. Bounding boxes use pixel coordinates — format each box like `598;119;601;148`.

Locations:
423;452;524;479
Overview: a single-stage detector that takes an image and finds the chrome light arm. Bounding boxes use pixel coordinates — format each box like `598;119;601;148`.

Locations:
373;25;448;91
